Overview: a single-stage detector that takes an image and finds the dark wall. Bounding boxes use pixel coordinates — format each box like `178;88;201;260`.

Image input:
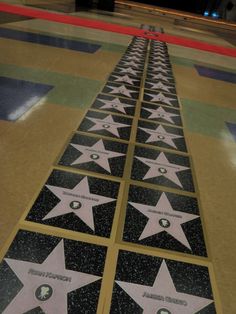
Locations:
132;0;208;14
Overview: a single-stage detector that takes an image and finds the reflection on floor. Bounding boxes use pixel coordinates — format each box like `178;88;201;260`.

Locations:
0;4;236;314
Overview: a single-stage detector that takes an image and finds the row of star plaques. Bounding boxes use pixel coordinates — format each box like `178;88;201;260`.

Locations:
0;230;216;313
0;36;216;313
24;35;206;258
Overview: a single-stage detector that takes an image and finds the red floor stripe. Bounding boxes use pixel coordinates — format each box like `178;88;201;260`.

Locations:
0;2;236;58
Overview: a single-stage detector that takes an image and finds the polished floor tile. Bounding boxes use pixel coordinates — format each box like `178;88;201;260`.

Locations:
136;120;187;152
195;65;236;83
110;250;215;313
25;169;119;237
122;185;207;256
131;146;195;192
226;122;236;142
58;133;128;177
0;27;101;53
0;76;53;121
0;230;107;313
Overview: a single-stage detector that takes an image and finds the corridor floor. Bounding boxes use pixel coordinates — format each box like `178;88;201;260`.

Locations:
0;2;236;313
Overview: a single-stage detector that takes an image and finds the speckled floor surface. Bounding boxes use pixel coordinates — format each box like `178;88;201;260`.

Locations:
0;2;236;313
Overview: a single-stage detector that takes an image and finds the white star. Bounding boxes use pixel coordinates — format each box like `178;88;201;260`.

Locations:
126;52;143;58
135;152;189;187
148;73;173;82
149;61;171;67
122;56;144;62
129;193;198;249
131;44;145;49
119;61;142;69
107;84;137;98
150;56;169;62
97;97;134;114
70;139;125;173
86;114;130;137
142;106;179;124
146;92;176;106
3;241;101;314
146;81;173;93
117;67;141;76
43;177;115;230
112;74;139;85
148;66;170;74
139;124;182;149
116;260;213;314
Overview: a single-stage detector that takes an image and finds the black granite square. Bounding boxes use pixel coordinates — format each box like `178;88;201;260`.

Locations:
113;66;143;78
102;82;140;100
146;73;175;84
107;73;141;87
78;110;132;141
110;250;215;313
145;79;176;95
136;120;187;152
58;133;128;177
91;94;136;116
140;102;182;127
122;185;207;256
0;229;107;314
131;146;195;192
143;90;179;108
25;169;119;237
